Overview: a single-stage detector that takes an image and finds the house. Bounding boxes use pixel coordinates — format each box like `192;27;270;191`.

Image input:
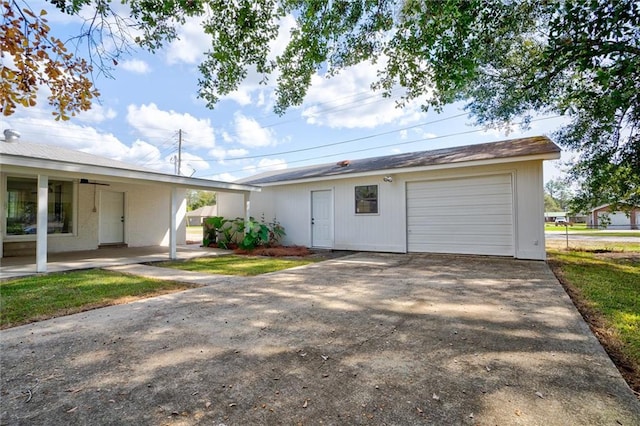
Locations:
544;212;587;224
544;211;566;222
218;136;560;260
186;205;218;226
587;204;639;229
0;130;259;272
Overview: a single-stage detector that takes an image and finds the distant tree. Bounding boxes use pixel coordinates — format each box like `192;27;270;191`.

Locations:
187;190;216;211
544;194;561;213
545;179;573;212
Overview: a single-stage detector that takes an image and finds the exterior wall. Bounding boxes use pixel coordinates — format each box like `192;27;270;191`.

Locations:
588;206;639;229
2;169;187;255
221;160;547;260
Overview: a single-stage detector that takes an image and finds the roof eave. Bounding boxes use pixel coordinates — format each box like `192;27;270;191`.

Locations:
253;152;561;187
0;155;260;193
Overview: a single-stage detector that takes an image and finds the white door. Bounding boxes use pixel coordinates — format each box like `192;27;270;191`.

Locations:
407;174;514;256
100;191;124;244
311;190;333;248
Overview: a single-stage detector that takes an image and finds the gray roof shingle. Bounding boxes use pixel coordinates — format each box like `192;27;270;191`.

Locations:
242;136;560;185
0;140;158;173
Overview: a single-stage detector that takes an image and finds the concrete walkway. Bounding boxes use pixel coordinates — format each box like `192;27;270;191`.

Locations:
1;253;639;425
0;245;231;279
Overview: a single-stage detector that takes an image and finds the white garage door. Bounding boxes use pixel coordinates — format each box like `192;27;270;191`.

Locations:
407;174;514;256
599;212;631;229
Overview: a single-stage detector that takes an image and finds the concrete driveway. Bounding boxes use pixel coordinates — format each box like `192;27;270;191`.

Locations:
1;253;639;425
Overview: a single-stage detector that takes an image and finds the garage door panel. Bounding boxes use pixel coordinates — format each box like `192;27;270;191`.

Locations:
408;205;512;217
408;185;512;200
407;174;514;256
412;242;514;256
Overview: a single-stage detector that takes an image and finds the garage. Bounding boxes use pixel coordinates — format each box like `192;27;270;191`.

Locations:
407;174;514;256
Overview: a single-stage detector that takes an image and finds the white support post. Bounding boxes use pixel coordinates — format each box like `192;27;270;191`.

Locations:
169;186;179;259
243;192;251;235
36;174;49;273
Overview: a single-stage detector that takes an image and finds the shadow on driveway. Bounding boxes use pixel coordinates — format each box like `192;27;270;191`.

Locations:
1;253;639;425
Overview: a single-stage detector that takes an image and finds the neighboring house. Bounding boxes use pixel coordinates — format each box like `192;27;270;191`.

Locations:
0;131;259;272
544;212;587;223
587;204;639;229
218;136;561;260
544;211;566;222
186;205;218;226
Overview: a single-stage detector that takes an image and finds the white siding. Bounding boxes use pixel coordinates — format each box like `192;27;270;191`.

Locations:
218;160;548;260
407;174;514;256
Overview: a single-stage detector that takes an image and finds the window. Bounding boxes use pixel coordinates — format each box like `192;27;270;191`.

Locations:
5;177;74;235
355;185;378;214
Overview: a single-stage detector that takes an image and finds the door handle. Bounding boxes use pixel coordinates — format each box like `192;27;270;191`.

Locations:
311;218;315;225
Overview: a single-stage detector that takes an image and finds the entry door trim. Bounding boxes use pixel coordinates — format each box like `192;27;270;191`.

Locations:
311;190;334;248
99;190;125;244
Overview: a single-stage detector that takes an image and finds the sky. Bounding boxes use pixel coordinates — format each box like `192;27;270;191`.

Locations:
1;2;572;184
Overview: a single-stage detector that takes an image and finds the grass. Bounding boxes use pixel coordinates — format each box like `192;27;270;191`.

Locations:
153;255;317;276
547;241;640;393
0;269;194;329
544;222;640;234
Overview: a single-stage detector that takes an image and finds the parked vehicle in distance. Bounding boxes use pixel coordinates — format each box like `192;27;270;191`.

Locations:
554;217;569;226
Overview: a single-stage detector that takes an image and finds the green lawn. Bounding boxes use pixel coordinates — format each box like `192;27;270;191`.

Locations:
0;270;193;329
547;242;639;387
154;255;317;276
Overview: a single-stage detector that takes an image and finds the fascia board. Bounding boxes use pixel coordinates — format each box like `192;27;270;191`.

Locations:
0;155;260;193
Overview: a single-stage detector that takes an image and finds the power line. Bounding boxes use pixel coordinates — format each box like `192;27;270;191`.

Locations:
184;112;469;164
218;115;562;176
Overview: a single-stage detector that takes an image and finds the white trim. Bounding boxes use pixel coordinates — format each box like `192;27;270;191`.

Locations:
36;175;48;272
310;189;334;248
252;153;560;187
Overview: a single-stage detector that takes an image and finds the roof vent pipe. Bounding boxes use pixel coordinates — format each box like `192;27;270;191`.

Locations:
3;129;20;143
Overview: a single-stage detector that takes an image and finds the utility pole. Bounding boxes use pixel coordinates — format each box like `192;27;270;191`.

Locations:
177;129;183;176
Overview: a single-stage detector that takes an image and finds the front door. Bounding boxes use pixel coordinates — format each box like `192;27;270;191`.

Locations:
311;190;333;248
99;191;124;244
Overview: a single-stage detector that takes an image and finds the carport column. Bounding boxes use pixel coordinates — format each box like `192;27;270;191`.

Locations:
244;192;251;235
169;186;179;260
36;174;48;273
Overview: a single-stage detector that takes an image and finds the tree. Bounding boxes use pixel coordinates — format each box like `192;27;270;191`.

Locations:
544;178;572;211
3;1;639;208
186;190;216;211
1;1;99;119
544;194;561;213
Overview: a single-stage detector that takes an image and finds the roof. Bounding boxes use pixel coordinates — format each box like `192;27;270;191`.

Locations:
241;136;560;185
0;140;259;193
187;205;218;217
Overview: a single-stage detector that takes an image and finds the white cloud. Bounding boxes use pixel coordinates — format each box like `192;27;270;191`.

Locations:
221;131;233;143
232;112;277;148
126;103;216;149
206;146;249;163
243;158;287;175
120;59;151;74
227;148;249;157
0;114;178;173
177;151;210;176
75;103;117;124
301;59;431;129
205;172;239;182
165;17;209;65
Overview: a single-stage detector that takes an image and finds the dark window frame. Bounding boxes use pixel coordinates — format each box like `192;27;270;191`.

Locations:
355;184;379;214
